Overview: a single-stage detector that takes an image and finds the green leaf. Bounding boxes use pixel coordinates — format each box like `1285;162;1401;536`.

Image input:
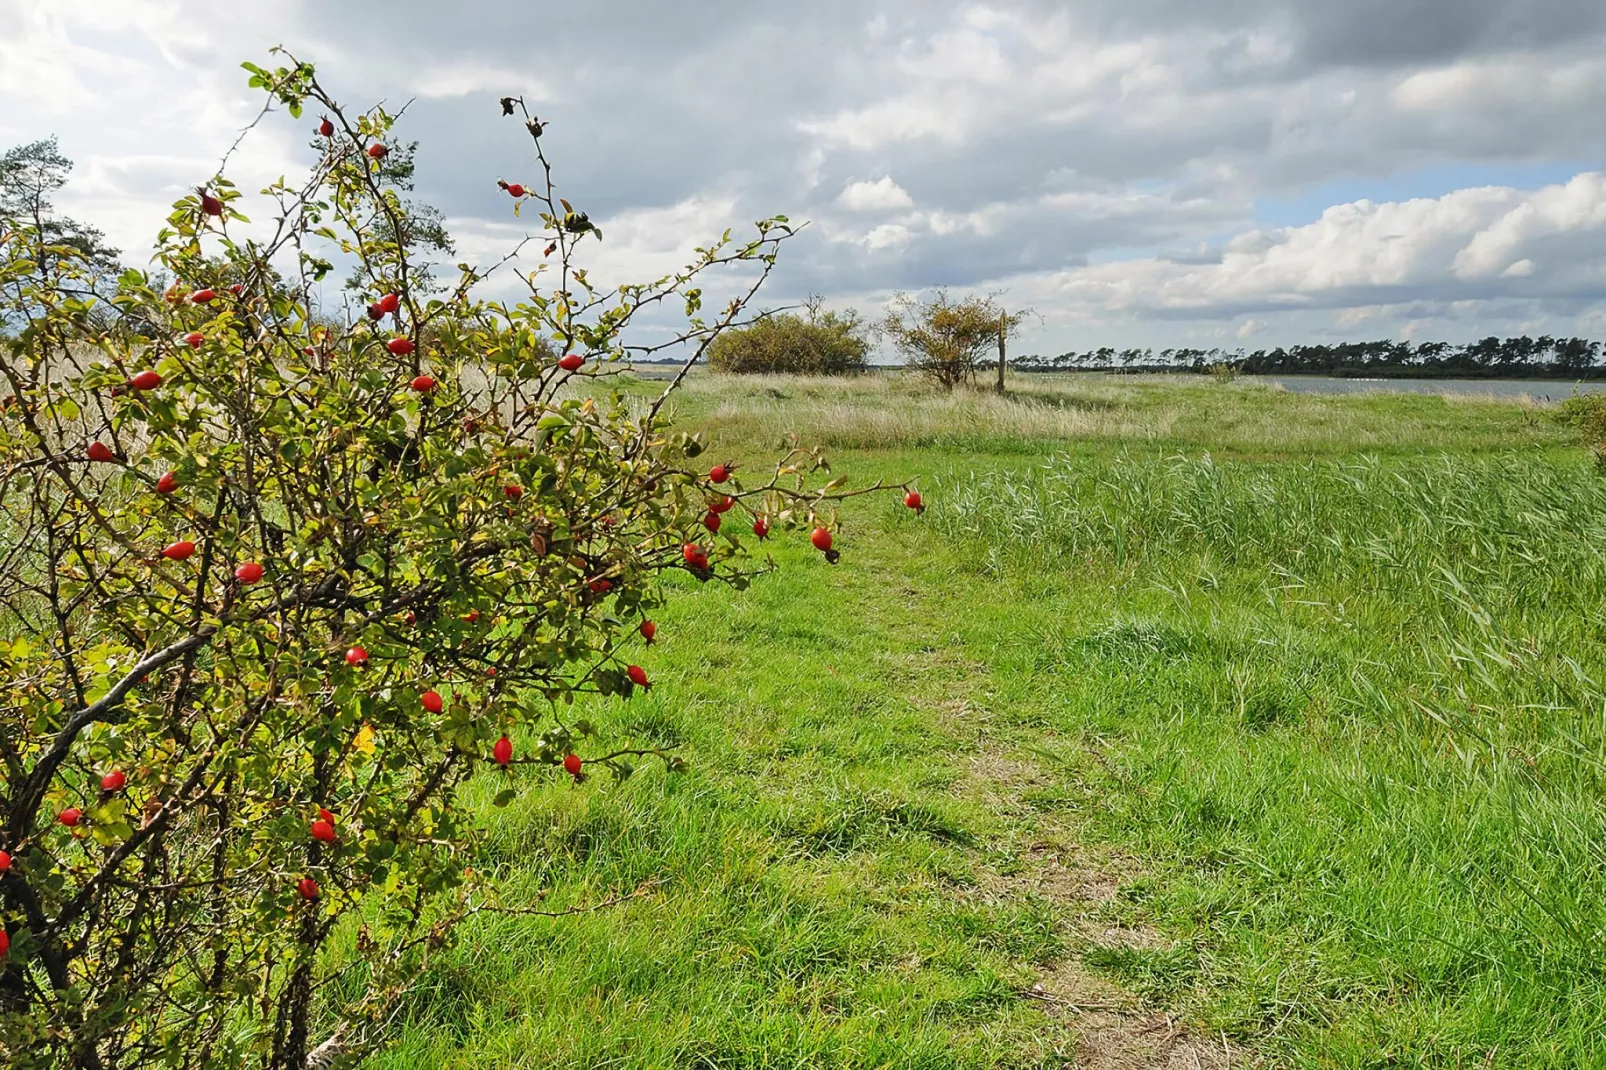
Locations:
90;819;135;847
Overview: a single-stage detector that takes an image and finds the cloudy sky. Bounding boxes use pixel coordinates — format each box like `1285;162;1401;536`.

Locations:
4;0;1605;357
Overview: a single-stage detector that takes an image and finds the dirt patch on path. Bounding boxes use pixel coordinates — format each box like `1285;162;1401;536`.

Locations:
1027;960;1237;1070
959;747;1251;1069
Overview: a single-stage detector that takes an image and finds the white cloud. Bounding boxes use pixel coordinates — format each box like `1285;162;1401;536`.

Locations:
0;7;101;114
1335;306;1385;327
1393;52;1606;113
866;223;913;251
1452;177;1606;278
413;63;552;101
444;192;749;304
797;93;967;151
1031;173;1606;319
838;176;914;212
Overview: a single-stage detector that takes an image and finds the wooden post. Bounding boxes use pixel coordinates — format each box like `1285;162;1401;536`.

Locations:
995;312;1007;394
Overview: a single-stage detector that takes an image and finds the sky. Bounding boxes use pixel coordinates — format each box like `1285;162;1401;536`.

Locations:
3;0;1605;358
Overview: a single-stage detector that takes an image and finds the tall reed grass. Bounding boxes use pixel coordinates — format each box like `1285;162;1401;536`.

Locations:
924;448;1606;1058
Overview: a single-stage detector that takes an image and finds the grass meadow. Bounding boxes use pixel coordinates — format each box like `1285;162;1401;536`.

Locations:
343;373;1606;1067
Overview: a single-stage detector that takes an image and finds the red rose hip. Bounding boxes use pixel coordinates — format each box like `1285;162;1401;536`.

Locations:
558;353;584;371
344;646;368;666
58;808;82;827
184;332;205;349
627;665;650;690
234;562;264;584
639;619;656;643
378;292;400;314
563;753;582;777
310;819;336;843
811;527;833;552
156;471;179;494
86;441;115;463
752;516;770;539
709;464;730;483
128;370;162;391
493;735;513;766
298;877;319;900
410;374;436;393
388;338;415;356
421;690;443;714
100;769;126;792
190;288;216;304
162;540;196;561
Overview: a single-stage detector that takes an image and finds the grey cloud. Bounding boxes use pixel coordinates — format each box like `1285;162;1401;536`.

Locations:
1292;0;1606;67
7;0;1606;353
1079;0;1606;66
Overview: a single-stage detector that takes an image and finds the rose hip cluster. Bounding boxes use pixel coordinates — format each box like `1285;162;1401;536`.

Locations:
47;286;628;913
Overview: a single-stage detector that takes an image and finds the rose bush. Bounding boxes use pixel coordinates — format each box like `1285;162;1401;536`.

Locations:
0;53;910;1068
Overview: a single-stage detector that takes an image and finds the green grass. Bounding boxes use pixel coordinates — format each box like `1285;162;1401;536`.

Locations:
365;536;1062;1067
360;373;1601;1065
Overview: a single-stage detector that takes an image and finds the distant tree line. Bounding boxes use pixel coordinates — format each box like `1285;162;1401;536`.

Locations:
1012;337;1606;379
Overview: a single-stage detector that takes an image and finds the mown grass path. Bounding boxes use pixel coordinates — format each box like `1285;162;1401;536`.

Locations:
368;516;1239;1067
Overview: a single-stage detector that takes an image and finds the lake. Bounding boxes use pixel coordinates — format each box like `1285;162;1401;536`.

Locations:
622;365;1606;401
1254;375;1606;400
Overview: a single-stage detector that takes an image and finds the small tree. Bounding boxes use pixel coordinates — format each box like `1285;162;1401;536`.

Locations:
0;52;910;1069
878;289;1025;390
707;294;869;375
332;135;455;298
0;139;123;328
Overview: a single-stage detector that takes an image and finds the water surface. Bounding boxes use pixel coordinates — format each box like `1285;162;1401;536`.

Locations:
1255;376;1606;400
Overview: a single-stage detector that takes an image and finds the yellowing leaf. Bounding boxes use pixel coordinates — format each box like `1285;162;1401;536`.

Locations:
353;723;377;755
